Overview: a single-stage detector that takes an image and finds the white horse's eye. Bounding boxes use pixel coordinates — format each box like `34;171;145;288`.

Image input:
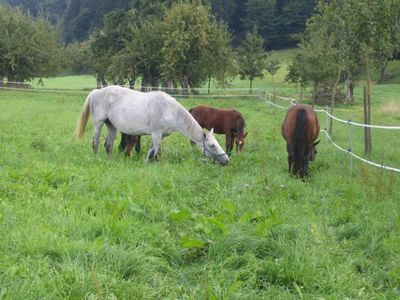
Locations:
210;144;216;148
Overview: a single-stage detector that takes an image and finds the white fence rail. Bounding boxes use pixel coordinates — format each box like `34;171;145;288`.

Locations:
260;90;400;173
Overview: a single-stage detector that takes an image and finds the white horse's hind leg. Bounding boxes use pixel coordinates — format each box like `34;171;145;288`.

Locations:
92;120;104;154
104;120;117;156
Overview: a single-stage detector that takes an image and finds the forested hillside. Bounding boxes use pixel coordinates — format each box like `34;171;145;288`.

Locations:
0;0;315;48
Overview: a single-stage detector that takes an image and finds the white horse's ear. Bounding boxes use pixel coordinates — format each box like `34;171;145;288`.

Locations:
210;128;214;135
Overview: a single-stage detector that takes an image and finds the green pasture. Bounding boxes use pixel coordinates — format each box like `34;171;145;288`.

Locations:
1;77;400;298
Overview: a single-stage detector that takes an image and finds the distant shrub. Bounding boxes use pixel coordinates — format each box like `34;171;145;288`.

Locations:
315;81;346;106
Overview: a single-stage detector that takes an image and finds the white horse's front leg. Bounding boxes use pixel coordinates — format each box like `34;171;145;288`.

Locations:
146;132;162;162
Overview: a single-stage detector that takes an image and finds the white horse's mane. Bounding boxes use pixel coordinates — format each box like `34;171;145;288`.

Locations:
173;100;204;143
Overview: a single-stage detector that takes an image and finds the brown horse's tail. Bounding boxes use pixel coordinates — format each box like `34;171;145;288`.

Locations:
293;109;307;173
75;94;91;138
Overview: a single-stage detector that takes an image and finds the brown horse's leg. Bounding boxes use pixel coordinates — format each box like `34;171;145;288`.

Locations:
118;133;127;153
125;138;134;157
286;144;293;174
134;136;141;154
225;133;233;156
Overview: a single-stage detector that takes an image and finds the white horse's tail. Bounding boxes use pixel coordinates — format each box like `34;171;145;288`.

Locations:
75;94;91;138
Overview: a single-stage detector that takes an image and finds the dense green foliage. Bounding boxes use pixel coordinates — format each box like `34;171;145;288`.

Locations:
286;0;400;153
1;0;315;48
87;2;239;91
1;74;400;297
0;4;64;83
287;0;400;103
238;32;268;91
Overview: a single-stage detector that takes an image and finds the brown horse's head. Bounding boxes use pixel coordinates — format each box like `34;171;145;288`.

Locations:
236;131;248;154
307;140;320;162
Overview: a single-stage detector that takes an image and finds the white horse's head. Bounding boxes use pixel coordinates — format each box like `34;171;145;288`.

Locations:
203;128;229;165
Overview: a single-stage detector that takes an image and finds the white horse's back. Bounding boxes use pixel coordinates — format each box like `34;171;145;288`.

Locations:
90;86;179;135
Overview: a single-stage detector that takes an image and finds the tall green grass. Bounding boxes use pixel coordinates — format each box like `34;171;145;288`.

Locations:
0;85;399;298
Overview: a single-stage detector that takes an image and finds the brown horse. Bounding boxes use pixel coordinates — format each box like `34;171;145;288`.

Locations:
189;105;247;156
118;133;141;156
281;104;320;178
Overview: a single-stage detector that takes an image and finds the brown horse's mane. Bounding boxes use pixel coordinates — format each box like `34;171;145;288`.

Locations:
233;110;246;131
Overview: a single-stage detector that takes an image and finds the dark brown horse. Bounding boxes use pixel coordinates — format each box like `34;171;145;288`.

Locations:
118;133;141;156
281;104;320;178
189;105;247;156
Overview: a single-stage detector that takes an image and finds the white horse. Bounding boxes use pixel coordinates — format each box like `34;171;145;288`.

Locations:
75;86;229;165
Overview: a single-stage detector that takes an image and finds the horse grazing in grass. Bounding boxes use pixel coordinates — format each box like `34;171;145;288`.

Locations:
281;104;320;178
118;133;141;156
189;105;247;156
75;86;229;165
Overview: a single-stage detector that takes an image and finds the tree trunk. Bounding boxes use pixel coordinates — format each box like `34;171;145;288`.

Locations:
141;72;150;92
345;70;353;104
378;60;388;84
151;77;159;91
300;86;304;102
182;73;189;96
272;75;276;102
129;77;135;90
165;79;174;94
249;79;253;94
328;69;342;135
208;75;211;94
96;76;104;89
98;75;107;88
7;73;15;85
312;81;318;105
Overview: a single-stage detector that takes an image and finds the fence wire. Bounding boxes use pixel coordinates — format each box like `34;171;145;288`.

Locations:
1;83;399;173
260;91;400;173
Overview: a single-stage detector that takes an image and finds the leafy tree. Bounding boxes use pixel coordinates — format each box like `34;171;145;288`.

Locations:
266;57;280;98
62;0;131;43
237;32;268;92
266;58;280;82
126;19;164;90
202;21;239;93
0;4;64;83
0;0;66;24
89;9;133;87
209;0;236;27
242;0;275;44
65;41;92;75
286;8;339;105
287;0;400;153
243;0;314;49
161;2;220;94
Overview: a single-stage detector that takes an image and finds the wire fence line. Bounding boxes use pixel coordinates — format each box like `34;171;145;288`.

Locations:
1;83;399;173
260;90;400;173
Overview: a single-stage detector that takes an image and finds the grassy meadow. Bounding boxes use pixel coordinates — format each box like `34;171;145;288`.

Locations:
1;62;400;298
